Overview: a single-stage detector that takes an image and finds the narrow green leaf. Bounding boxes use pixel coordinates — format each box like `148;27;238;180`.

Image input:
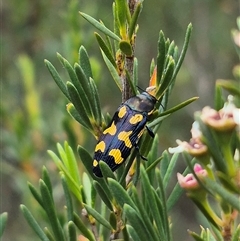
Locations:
217;171;240;194
147;114;169;129
0;212;8;238
101;50;122;90
126;225;141;241
128;2;142;39
163;153;178;189
140;166;164;239
162;96;199;116
197;117;226;173
61;174;74;221
131;187;160;241
82;173;93;207
98;202;108;236
74;63;93;104
148;97;199;128
160;151;170;178
99;161;117;180
47;149;62;169
172;23;192;81
66;103;92;131
143;135;159;174
68;221;77;241
93;181;113;211
57;53;82;96
108;178;136;209
42;166;53;197
105;33;115;54
119;149;137;186
109;212;117;230
74;64;93;117
156;58;175;99
95;32;116;68
123;204;150;241
166;41;175;58
214;84;224;111
173;45;179;62
115;0;128;38
56;141;67;162
137;128;155;163
77;145;94;178
122;226;130;241
57;53;93;117
156;31;166;87
150;58;155;77
190;195;220;230
28;182;44;208
113;3;120;50
91;185;97;212
123;0;131;24
44;227;55;241
80;12;121;41
64;142;81;187
39;180;65;241
20;205;50;241
73;213;95;241
78;146;114;203
167;182;184;211
165;39;170;55
79;46;93;80
155;169;170;240
89;77;103;127
67;82;93;131
204;178;240;211
48;149;82;202
44;59;70;100
84;204;112;230
145;156;163;174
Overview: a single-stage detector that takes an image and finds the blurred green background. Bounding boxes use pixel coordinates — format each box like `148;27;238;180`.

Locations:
1;0;238;240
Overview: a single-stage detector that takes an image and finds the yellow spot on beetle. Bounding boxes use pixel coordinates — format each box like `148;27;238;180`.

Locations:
95;141;106;152
129;114;143;124
103;122;117;135
109;149;124;164
118;131;133;148
93;159;98;167
118;106;127;118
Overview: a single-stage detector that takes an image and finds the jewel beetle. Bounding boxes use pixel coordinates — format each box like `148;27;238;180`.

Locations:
92;91;157;177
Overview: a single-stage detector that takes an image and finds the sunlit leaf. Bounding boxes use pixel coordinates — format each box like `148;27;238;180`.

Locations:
84;204;112;230
20;205;50;241
79;46;93;80
80;12;121;41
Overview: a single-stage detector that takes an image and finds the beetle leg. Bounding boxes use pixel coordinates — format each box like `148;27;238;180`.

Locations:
146;125;154;138
134;144;147;161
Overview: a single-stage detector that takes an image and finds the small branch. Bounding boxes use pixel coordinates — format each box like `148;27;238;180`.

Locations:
121;0;139;101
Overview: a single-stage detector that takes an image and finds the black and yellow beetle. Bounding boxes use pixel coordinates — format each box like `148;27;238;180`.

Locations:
92;91;157;177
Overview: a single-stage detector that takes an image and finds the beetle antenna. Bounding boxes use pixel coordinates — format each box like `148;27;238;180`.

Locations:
136;85;145;92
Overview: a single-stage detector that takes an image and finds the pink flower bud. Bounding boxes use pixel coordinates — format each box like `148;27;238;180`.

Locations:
177;164;208;190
